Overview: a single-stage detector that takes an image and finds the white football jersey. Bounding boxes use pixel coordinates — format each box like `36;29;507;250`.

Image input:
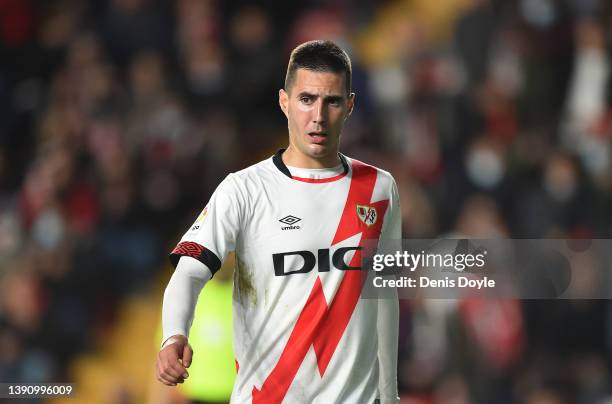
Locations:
170;150;401;404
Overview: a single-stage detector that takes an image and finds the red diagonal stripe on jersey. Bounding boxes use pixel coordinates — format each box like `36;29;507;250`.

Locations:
252;277;328;403
252;160;388;403
313;197;388;376
330;160;379;246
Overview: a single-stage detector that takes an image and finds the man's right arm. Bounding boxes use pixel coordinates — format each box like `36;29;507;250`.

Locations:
157;174;242;386
156;256;212;386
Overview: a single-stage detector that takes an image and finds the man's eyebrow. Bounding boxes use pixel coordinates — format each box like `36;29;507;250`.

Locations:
324;95;344;103
296;92;344;101
296;91;317;98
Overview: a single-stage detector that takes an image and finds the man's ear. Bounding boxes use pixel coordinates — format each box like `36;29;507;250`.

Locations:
345;92;355;119
279;89;289;118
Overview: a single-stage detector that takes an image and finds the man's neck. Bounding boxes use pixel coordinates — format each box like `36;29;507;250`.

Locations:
282;146;341;169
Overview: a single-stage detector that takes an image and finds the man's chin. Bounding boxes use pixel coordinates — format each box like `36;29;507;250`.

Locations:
306;144;333;157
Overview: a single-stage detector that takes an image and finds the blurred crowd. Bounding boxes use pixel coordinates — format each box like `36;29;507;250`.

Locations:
1;0;612;403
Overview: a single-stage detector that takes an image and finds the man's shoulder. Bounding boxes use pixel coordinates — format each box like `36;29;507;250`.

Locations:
211;157;274;206
216;156;275;195
344;155;396;186
228;156;274;182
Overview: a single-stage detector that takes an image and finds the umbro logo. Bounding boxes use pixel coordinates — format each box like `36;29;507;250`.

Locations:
279;215;301;225
279;215;302;230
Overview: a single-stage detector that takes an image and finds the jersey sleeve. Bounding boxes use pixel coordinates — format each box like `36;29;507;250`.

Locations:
169;174;243;276
380;177;401;242
377;176;400;403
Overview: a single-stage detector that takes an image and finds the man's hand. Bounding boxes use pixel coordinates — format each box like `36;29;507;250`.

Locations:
156;335;193;386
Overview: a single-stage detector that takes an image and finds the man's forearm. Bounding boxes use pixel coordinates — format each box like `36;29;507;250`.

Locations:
161;256;212;345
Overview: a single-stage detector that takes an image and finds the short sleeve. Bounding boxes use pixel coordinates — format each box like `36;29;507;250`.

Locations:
169;174;242;275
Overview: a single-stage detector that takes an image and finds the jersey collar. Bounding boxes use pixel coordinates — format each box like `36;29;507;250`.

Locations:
272;149;350;183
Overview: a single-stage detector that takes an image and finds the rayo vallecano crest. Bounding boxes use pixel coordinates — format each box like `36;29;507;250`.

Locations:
356;204;377;226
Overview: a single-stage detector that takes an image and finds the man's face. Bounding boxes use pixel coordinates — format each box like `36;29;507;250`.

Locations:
279;68;354;167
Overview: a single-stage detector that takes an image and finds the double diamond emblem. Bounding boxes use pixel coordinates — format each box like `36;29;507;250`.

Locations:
279;215;302;225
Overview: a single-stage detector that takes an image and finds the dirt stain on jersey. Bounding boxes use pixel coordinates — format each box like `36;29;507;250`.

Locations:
235;254;257;305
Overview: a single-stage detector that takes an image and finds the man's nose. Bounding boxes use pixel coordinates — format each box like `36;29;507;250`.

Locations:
313;99;326;124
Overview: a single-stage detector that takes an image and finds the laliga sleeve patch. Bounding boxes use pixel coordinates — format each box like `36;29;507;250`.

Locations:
188;206;209;233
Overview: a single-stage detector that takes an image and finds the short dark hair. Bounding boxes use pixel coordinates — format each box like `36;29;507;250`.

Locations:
284;40;352;95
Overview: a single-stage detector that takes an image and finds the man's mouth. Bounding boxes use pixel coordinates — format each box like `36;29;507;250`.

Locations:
308;132;328;144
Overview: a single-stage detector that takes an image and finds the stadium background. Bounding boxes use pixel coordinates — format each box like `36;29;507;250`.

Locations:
1;0;612;403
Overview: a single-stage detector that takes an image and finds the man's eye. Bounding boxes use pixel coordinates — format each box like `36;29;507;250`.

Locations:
300;97;312;104
329;100;341;106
